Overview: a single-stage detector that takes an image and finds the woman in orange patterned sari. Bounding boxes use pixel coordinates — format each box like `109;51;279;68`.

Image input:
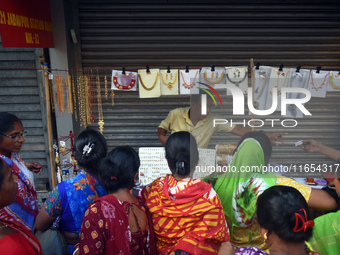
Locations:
142;131;231;255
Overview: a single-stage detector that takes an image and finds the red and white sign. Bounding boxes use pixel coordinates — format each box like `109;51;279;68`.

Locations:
0;0;54;48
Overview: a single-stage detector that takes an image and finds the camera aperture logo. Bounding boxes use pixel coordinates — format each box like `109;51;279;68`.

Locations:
198;83;312;128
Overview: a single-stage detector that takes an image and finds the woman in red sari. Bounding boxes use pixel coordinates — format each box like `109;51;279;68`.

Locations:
76;146;157;255
0;156;42;254
142;131;231;255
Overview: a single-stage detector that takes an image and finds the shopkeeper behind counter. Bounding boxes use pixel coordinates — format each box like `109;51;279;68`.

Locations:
158;93;286;148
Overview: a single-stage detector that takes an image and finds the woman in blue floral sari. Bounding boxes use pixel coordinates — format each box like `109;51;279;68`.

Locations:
35;129;107;254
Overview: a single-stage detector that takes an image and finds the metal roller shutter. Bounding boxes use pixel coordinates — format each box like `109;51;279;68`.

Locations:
76;0;340;170
0;45;50;190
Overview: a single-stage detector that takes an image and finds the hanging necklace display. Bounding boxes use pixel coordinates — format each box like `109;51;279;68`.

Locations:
179;69;200;95
56;74;65;113
85;75;91;126
77;76;87;127
327;71;340;91
266;67;291;111
66;74;73;114
96;73;104;134
89;73;97;124
200;67;226;87
112;70;137;91
48;74;55;112
104;75;108;100
71;74;77;120
252;66;271;111
225;66;248;95
160;69;178;95
307;70;329;98
138;68;161;98
285;69;310;118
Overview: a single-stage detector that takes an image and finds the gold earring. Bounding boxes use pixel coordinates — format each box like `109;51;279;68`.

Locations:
264;233;268;241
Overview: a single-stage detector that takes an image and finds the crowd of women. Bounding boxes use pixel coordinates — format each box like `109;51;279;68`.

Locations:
0;111;339;255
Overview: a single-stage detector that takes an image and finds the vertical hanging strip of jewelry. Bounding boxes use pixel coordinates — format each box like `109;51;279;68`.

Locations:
80;75;87;127
71;73;78;120
77;75;84;126
67;73;73;114
56;74;65;113
104;75;108;100
89;72;97;124
85;74;91;125
65;72;71;113
48;73;55;112
110;74;115;106
97;72;104;134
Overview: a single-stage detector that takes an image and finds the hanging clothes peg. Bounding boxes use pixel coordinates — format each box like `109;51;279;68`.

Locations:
255;63;260;70
316;66;321;74
122;67;126;75
279;64;284;72
185;65;189;73
295;66;301;73
146;66;150;73
167;66;171;73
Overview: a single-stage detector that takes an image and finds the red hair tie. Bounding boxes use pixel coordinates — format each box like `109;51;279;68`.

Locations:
110;176;117;180
293;208;314;233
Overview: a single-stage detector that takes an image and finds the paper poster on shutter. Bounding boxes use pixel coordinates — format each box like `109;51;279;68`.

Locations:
200;67;226;88
250;66;271;114
307;70;329;98
160;69;179;95
284;69;310;118
179;69;200;95
266;67;292;111
112;70;137;91
225;66;248;95
138;69;161;98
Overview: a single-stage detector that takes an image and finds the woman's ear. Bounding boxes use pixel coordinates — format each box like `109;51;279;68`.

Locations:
260;227;269;242
134;172;138;184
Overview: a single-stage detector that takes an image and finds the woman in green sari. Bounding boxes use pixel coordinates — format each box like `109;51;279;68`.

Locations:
307;165;340;255
204;132;337;251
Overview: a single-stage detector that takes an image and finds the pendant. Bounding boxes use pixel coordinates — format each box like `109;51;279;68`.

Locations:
98;119;105;134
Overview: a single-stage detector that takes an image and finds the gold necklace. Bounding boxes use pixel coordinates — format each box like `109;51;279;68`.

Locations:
311;72;328;91
161;71;178;90
270;70;290;96
56;75;65;113
97;75;104;134
181;71;199;89
203;71;225;84
71;74;77;120
329;74;340;89
138;72;159;91
104;76;108;100
77;76;87;127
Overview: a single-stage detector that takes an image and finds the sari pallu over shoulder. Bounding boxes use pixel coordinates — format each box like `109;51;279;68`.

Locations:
203;139;276;233
0;218;42;254
0;153;38;232
58;169;107;232
143;174;230;255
